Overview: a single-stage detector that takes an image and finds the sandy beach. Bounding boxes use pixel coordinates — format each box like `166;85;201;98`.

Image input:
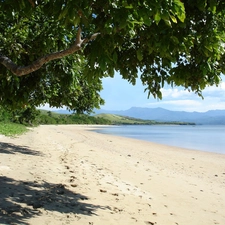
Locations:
0;125;225;225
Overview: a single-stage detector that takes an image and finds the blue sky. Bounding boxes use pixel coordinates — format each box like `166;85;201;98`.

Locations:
100;72;225;112
39;72;225;112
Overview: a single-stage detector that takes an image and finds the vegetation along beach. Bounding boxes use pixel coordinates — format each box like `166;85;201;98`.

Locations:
1;125;225;225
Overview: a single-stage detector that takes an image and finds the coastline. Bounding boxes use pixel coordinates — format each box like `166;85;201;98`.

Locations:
0;125;225;225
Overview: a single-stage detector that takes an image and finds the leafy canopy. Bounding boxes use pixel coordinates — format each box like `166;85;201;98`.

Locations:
0;0;225;110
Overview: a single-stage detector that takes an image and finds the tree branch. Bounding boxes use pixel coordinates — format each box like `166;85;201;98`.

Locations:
0;28;100;76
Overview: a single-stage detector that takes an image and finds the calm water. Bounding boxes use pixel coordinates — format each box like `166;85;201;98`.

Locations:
94;125;225;154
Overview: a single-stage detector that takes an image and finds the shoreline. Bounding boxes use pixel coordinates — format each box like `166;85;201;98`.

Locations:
1;125;225;225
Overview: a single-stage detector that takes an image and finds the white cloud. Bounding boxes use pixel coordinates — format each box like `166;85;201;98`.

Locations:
202;82;225;98
161;88;194;99
205;81;225;91
163;99;201;107
145;82;225;112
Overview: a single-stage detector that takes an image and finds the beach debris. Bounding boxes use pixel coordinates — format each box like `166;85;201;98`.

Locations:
99;189;107;193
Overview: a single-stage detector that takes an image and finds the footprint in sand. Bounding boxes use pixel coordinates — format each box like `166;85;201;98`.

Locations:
131;217;138;222
112;193;119;196
145;221;156;225
69;175;76;182
65;165;70;170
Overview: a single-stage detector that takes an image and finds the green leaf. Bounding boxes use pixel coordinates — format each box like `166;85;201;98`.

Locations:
207;62;212;71
108;67;114;77
209;0;217;13
139;8;152;26
143;15;151;26
154;11;161;25
173;0;186;22
73;16;80;26
124;5;133;9
99;57;107;71
137;49;143;61
58;6;69;20
204;45;213;52
170;36;179;44
169;14;177;23
113;52;118;63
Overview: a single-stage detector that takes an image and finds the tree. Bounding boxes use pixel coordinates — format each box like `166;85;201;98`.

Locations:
0;3;104;112
0;0;225;110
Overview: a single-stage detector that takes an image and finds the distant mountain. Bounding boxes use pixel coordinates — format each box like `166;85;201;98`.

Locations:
94;107;225;125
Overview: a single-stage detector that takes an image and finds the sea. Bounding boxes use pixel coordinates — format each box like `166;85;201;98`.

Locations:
93;125;225;154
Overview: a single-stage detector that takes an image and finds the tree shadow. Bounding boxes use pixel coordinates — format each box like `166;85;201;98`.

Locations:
0;176;107;224
0;142;42;155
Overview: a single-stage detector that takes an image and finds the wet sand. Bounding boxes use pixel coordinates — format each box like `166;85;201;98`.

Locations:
0;125;225;225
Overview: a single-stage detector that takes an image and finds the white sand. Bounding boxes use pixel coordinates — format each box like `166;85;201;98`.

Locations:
0;125;225;225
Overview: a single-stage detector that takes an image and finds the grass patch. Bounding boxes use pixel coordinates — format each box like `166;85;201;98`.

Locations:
0;122;28;136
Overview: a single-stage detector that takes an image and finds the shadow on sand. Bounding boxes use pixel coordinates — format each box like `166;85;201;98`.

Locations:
0;142;42;156
0;142;107;224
